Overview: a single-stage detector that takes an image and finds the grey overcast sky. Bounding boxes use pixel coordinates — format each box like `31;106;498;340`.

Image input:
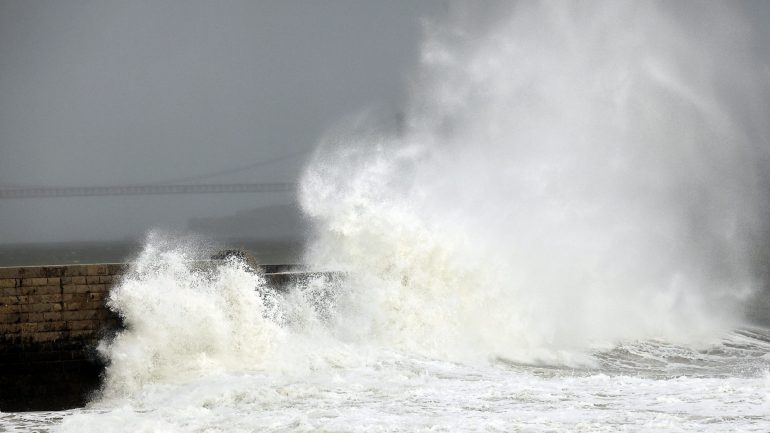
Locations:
0;0;447;243
2;1;770;245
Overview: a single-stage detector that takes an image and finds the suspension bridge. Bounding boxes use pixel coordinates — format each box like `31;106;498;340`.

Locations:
0;183;296;199
0;149;309;199
0;149;312;199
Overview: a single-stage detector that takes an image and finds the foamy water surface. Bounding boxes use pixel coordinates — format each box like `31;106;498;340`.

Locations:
3;332;770;431
2;256;769;433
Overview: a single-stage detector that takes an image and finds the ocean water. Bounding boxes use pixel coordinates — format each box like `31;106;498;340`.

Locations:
1;253;769;432
3;1;770;431
2;252;769;432
3;349;770;431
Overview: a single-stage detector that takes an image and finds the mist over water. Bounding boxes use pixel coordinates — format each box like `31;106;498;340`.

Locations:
300;0;770;362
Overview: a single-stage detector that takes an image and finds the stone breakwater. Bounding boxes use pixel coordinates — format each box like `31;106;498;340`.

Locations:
0;262;308;412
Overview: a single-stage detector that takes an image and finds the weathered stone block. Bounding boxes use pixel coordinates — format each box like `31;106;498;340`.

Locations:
20;303;61;313
0;287;20;297
88;292;107;302
0;295;25;305
62;293;86;303
21;285;61;296
0;303;20;313
63;285;91;294
23;312;41;322
30;331;64;343
0;279;18;288
105;263;128;274
68;276;87;285
29;294;63;304
41;267;65;278
20;322;37;333
16;304;38;313
0;313;21;324
85;276;100;285
62;310;99;321
64;302;87;311
67;320;98;332
27;311;62;322
62;265;89;277
0;323;21;334
45;311;63;321
86;265;108;276
68;330;96;339
38;321;67;332
88;284;107;293
46;277;61;285
21;278;49;287
0;268;22;279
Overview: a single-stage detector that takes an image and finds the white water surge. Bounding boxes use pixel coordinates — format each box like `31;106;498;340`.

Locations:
299;0;769;362
3;1;770;432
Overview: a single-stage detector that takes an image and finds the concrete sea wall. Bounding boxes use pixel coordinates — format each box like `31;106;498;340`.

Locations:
0;262;310;411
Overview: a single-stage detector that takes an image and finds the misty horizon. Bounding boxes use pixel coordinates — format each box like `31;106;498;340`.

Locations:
0;0;446;244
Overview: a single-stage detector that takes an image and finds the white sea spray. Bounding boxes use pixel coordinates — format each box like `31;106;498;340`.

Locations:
300;0;769;364
32;2;770;432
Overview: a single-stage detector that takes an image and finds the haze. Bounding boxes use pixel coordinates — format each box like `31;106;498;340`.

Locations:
0;0;446;244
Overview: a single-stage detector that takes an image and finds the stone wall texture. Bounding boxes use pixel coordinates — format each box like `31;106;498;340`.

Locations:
0;264;125;351
0;263;125;411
